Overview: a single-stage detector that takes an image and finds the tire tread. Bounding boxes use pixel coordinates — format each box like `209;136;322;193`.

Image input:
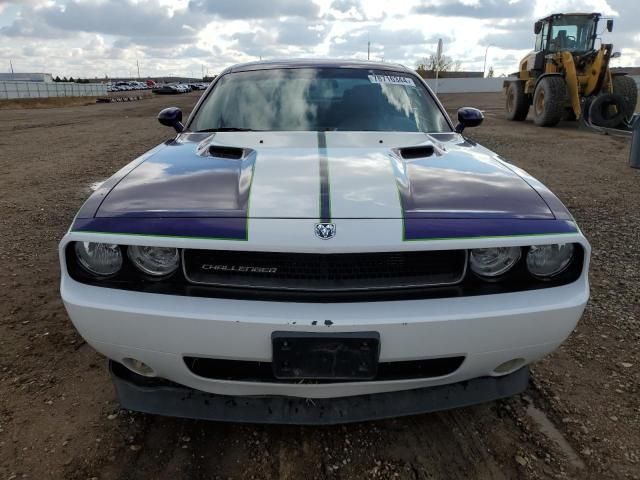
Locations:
505;82;530;121
533;76;567;127
612;75;638;121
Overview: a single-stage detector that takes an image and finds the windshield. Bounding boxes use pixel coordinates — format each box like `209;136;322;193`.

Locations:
190;68;451;133
548;15;597;53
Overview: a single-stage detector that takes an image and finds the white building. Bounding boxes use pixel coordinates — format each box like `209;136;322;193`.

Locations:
0;73;53;83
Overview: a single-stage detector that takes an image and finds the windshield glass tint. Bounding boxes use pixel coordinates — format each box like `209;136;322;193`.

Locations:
548;16;596;52
191;68;451;133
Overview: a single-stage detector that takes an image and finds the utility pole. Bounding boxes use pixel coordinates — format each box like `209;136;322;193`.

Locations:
201;64;205;79
367;32;370;60
136;59;141;79
483;45;493;78
435;38;443;95
10;59;14;74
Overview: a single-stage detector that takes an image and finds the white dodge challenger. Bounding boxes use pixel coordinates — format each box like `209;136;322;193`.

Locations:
59;60;590;424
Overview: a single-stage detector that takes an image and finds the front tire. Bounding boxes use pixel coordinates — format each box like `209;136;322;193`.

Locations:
505;81;530;121
533;76;567;127
612;75;638;122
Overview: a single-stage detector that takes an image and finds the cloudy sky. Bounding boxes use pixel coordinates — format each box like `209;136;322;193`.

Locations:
0;0;638;79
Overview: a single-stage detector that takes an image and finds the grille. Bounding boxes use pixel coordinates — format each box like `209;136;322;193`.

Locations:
184;356;465;383
182;249;467;291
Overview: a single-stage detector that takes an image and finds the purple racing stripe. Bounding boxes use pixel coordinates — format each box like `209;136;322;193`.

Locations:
72;216;248;240
73;138;258;241
403;218;578;240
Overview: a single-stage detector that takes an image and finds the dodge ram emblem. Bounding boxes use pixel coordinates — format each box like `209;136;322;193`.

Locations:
315;223;336;240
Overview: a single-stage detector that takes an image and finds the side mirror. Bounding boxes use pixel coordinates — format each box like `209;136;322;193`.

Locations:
455;107;484;133
606;19;614;32
534;21;542;34
158;107;184;133
612;51;621;59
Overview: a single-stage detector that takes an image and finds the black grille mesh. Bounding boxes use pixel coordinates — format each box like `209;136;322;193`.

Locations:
183;249;467;291
184;356;465;383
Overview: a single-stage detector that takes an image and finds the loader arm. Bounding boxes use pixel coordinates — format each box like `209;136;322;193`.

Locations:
584;45;612;96
561;52;581;118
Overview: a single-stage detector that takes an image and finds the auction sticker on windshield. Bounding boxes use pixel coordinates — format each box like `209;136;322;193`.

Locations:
368;74;416;87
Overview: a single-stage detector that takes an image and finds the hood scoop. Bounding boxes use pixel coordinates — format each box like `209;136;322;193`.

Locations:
196;135;250;160
396;144;435;160
208;145;246;160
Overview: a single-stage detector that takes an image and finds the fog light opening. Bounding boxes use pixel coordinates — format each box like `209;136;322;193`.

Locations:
122;357;156;377
492;358;526;376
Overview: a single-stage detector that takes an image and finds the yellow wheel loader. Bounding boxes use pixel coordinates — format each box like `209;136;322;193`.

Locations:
504;13;638;128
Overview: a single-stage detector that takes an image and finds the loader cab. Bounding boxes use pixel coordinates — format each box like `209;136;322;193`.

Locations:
533;13;609;55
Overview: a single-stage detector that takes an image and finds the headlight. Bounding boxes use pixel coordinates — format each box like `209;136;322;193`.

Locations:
470;247;521;278
127;245;180;276
74;242;123;276
526;244;574;278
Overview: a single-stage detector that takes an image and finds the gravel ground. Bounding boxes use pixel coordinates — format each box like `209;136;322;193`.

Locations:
0;91;638;479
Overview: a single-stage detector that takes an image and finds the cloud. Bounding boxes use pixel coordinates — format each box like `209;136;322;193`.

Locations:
188;0;320;19
275;19;328;46
329;25;443;63
413;0;533;19
228;30;283;58
1;0;639;80
38;0;206;43
479;19;535;50
0;0;43;13
0;4;70;38
331;0;359;13
603;0;640;37
224;17;329;58
0;0;41;4
329;0;366;20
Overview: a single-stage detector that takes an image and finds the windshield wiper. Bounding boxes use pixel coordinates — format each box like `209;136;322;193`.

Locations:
196;127;262;132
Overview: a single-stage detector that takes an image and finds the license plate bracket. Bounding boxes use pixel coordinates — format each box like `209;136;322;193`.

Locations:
272;331;380;380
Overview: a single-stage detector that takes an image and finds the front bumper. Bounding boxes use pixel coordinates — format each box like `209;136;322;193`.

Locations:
61;270;588;399
110;360;530;425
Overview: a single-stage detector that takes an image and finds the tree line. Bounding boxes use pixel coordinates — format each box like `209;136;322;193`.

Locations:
53;76;94;83
415;54;494;78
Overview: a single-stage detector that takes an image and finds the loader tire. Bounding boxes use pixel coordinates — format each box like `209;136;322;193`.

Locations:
533;76;567;127
612;75;638;122
505;81;530;121
589;94;626;128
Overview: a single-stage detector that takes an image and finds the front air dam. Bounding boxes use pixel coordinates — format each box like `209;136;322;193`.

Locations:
109;360;529;425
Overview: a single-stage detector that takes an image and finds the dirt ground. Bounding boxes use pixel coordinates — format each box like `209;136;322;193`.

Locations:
1;91;638;480
0;97;101;110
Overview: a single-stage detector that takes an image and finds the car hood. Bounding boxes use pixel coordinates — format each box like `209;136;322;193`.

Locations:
95;131;555;221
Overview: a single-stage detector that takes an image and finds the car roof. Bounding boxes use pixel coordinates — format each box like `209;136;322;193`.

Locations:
222;58;411;75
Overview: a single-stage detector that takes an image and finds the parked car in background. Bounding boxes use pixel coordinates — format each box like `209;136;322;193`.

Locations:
110;81;149;91
60;59;590;424
152;84;181;95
